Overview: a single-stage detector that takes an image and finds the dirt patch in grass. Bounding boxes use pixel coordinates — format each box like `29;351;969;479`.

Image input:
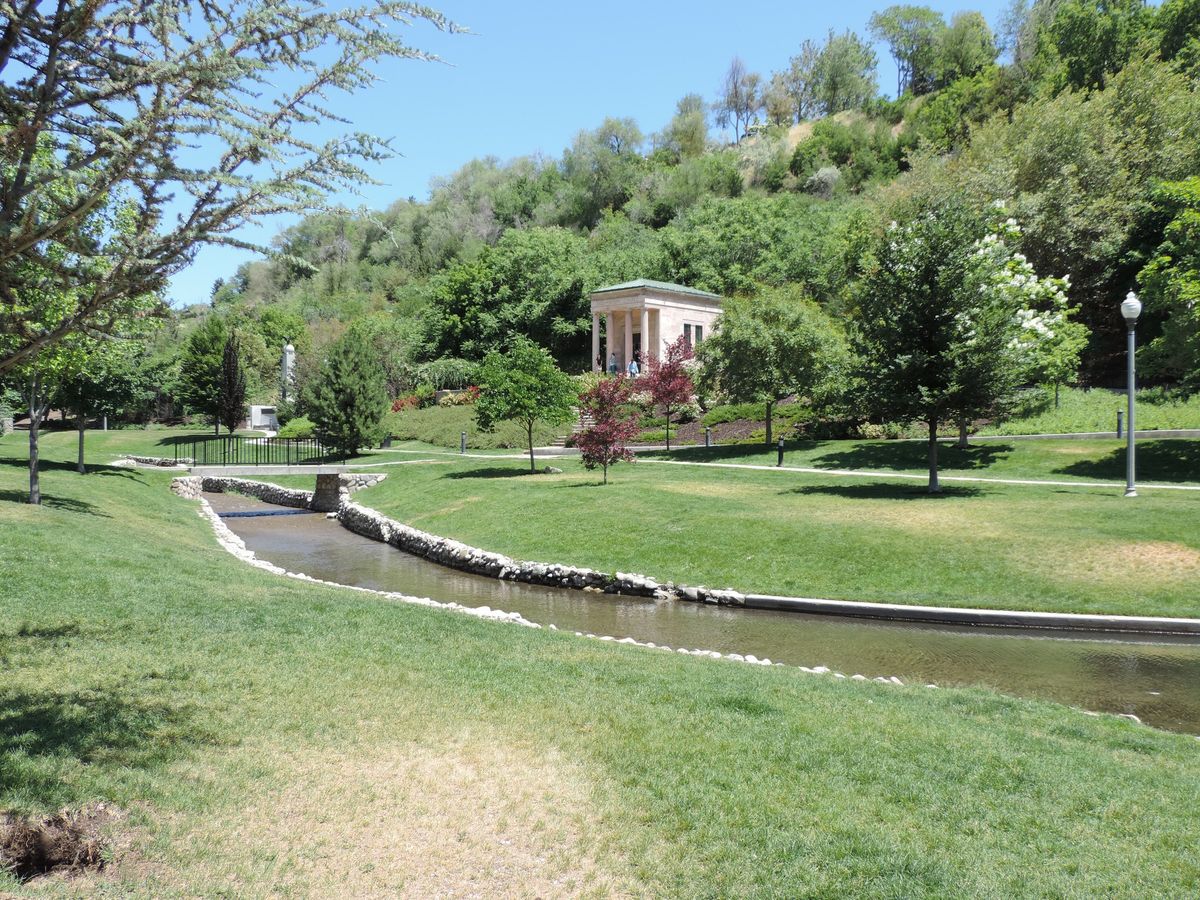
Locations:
419;496;482;520
803;500;1005;539
182;738;631;898
1;804;119;882
1065;540;1200;584
654;480;763;500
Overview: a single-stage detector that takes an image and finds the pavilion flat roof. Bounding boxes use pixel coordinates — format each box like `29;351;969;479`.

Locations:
590;278;721;301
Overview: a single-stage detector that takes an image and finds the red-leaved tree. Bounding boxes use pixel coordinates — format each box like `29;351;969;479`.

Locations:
643;336;695;451
576;376;642;484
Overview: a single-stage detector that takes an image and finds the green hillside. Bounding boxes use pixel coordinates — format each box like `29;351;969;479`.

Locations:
133;0;1200;423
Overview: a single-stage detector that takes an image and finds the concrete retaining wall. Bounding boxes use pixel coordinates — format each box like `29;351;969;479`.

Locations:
172;474;1199;634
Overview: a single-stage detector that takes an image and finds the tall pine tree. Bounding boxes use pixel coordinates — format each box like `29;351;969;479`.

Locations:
306;336;388;457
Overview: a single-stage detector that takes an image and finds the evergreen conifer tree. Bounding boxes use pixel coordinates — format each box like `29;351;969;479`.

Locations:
179;316;229;434
218;333;247;435
306;336;389;457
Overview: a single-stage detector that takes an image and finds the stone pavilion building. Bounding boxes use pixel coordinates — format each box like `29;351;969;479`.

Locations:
589;279;724;373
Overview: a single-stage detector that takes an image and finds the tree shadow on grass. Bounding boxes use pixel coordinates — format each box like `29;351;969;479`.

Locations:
1055;439;1200;484
0;455;140;479
0;490;110;516
442;466;533;480
812;442;1013;472
0;685;216;808
643;440;826;463
783;483;985;500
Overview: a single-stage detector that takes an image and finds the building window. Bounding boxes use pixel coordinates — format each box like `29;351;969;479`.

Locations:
694;325;703;344
683;324;692;346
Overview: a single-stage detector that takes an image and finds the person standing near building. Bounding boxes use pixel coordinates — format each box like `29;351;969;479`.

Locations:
627;357;639;377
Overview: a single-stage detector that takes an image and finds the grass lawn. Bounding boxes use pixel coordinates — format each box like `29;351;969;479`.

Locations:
351;440;1200;618
1;429;1199;896
384;403;571;450
666;435;1200;486
981;385;1200;436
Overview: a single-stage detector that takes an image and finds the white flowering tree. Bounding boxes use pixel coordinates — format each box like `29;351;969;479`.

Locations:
982;213;1089;408
855;199;1075;492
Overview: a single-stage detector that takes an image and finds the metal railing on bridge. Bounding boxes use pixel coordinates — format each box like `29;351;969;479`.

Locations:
175;435;330;467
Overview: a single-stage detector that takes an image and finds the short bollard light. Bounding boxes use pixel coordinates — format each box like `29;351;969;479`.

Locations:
460;431;467;454
777;436;785;467
705;426;712;448
1117;410;1123;439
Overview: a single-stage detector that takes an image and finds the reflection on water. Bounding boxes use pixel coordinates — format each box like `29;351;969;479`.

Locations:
208;492;1200;734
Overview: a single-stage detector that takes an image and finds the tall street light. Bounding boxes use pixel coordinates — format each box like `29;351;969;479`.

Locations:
1120;291;1142;498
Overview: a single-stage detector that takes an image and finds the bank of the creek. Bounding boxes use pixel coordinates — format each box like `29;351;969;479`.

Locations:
205;491;1200;735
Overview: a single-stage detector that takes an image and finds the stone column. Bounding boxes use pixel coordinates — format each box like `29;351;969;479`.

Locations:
311;473;342;512
592;311;601;372
624;309;633;371
640;308;649;367
605;312;614;371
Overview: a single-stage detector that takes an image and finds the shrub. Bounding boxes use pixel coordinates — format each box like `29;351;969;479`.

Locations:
854;421;906;440
436;385;480;407
414;383;436;408
277;416;316;440
414;358;478;391
391;394;420;413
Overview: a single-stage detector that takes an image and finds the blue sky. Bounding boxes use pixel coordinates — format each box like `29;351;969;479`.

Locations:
171;0;1008;307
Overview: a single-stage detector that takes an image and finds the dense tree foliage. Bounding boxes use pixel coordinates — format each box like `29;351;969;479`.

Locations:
1139;177;1200;392
699;289;847;445
158;0;1200;428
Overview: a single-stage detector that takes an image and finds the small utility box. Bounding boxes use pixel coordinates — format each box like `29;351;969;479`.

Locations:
249;405;279;430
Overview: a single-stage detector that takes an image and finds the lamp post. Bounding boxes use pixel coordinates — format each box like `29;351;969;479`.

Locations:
1120;291;1142;498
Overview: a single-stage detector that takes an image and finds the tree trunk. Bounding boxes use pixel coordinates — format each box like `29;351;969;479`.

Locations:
602;462;608;485
28;374;46;505
957;418;968;449
77;409;86;474
764;400;774;446
214;416;220;435
665;408;671;452
527;421;535;473
1054;382;1060;409
927;416;941;494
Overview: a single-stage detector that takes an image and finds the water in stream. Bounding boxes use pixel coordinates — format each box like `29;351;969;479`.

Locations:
206;492;1200;735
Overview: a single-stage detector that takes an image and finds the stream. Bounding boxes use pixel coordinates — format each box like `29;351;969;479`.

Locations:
206;491;1200;735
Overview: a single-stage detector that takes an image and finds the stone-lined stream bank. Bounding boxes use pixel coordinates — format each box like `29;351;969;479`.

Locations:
175;476;1200;734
